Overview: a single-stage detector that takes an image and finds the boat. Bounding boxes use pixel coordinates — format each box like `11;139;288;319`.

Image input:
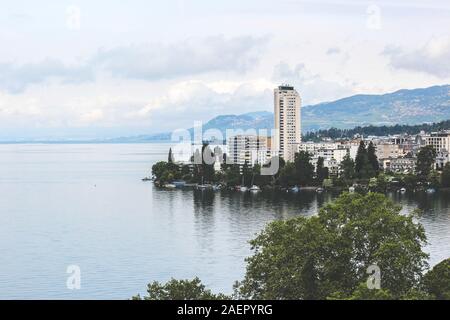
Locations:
212;184;221;191
250;185;261;192
164;183;176;189
316;187;324;193
141;177;152;181
400;188;407;193
426;188;436;194
349;186;355;193
290;186;299;193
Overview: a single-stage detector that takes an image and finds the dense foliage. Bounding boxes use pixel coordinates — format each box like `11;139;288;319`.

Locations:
235;193;429;299
135;193;450;300
423;258;450;300
132;277;228;300
303;119;450;142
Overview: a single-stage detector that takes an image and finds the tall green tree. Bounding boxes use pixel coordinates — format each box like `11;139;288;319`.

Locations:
236;192;429;300
416;146;437;180
294;151;314;186
168;147;174;164
355;141;375;179
367;141;380;175
192;144;216;183
340;153;355;180
316;157;329;185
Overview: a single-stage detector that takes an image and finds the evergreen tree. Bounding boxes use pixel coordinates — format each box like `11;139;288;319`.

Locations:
316;157;329;185
278;162;297;187
202;144;215;183
367;141;380;175
354;141;374;179
354;141;367;176
168;147;174;164
340;153;355;180
416;146;437;180
294;151;314;186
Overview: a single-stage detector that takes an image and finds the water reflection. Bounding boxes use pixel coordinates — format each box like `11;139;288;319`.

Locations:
157;187;450;268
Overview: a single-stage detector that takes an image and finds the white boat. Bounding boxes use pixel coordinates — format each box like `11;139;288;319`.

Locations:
250;185;261;192
426;188;436;194
212;184;221;191
164;184;176;189
290;186;299;193
400;188;407;193
349;186;355;193
316;188;324;193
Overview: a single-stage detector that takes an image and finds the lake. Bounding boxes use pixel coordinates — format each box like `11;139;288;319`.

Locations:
0;143;449;299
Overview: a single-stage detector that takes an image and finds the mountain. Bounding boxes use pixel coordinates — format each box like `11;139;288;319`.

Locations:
302;85;450;131
109;84;450;142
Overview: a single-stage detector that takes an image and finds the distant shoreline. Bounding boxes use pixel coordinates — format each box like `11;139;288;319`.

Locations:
0;140;172;145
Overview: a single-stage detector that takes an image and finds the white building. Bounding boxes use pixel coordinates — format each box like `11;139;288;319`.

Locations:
227;135;274;167
274;85;301;162
301;141;350;176
424;131;450;153
435;149;450;170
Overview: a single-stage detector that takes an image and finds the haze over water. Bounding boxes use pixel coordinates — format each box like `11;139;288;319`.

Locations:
0;143;449;299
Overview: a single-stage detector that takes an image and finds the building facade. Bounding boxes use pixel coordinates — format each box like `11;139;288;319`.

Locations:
274;85;301;162
424;131;450;153
227;135;273;167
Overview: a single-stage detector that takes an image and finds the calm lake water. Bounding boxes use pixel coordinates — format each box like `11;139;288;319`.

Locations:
0;143;449;299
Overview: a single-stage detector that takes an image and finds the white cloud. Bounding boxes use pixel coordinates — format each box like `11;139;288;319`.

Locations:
272;62;354;104
0;35;268;94
384;36;450;78
92;35;268;81
0;59;92;94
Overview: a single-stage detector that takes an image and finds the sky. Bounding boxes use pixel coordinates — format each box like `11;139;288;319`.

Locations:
0;0;449;140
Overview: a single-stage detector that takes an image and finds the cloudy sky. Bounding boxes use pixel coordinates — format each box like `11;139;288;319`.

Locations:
1;0;449;140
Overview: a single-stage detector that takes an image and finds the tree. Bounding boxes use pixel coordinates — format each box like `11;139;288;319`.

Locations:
168;147;174;164
416;146;437;180
223;164;241;186
152;161;179;184
236;192;429;300
316;157;329;185
441;163;450;188
367;141;380;175
355;141;375;179
278;162;297;187
294;151;314;186
133;277;228;300
355;141;367;175
192;144;215;183
340;153;355;181
423;258;450;300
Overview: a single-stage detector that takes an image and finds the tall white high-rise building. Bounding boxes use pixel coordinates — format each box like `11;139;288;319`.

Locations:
274;85;302;162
